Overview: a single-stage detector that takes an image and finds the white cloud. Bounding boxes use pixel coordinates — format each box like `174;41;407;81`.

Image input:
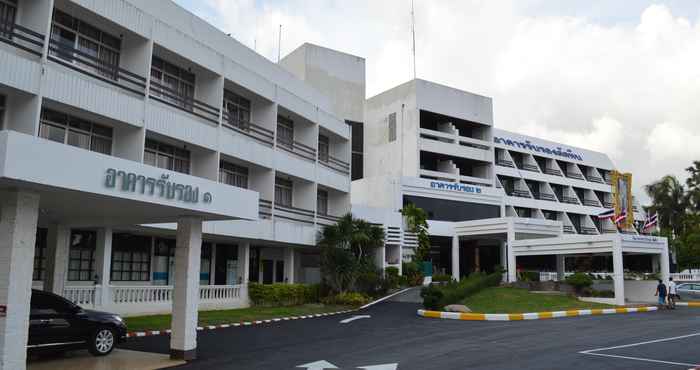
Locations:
187;1;700;203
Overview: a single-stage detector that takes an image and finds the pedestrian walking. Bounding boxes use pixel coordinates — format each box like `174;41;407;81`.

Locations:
667;277;677;309
654;279;667;308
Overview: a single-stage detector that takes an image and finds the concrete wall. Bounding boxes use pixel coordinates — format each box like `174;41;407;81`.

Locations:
624;280;659;304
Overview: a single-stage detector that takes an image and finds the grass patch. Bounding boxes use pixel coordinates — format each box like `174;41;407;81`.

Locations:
125;304;352;332
460;287;612;313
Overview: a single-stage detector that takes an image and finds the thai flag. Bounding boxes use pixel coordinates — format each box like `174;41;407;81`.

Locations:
597;209;615;220
614;210;627;224
643;213;658;231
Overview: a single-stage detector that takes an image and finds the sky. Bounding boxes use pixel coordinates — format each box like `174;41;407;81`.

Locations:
174;0;700;204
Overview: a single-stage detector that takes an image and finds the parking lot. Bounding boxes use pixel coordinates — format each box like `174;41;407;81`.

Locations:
114;294;700;370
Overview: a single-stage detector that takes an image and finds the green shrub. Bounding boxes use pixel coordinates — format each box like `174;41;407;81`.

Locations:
421;270;503;310
385;266;401;289
248;283;320;306
431;274;453;283
322;292;370;306
518;271;540;282
564;272;593;293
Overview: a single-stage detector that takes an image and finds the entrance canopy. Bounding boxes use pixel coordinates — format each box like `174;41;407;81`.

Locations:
454;217;563;241
0;131;258;227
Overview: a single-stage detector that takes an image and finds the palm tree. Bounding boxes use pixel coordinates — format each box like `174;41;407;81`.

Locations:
317;213;385;293
644;175;688;238
685;161;700;212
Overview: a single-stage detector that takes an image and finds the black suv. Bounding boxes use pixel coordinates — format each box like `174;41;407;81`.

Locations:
28;289;127;356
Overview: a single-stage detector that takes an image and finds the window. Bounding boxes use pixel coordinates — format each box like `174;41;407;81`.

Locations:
388;112;397;142
33;228;48;281
219;160;248;189
200;242;212;285
30;292;77;316
224;90;251;128
50;9;121;79
39;108;113;155
317;189;328;216
144;139;190;174
150;56;195;110
67;230;95;281
277;116;294;148
275;177;293;207
318;134;329;162
350;120;364;180
0;0;17;40
0;94;5;130
111;234;151;282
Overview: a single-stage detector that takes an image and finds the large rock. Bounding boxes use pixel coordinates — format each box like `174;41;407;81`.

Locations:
444;304;472;313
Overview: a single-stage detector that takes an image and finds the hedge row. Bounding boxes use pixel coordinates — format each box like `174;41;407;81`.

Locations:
421;270;503;310
248;283;320;306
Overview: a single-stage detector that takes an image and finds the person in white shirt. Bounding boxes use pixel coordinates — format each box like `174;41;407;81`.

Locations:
667;277;677;309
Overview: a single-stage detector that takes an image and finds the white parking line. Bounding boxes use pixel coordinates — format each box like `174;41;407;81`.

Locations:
579;332;700;368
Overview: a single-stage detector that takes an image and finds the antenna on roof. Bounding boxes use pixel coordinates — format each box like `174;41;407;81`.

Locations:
411;0;417;79
277;24;282;62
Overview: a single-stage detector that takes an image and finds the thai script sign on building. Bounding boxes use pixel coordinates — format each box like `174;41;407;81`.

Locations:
430;181;482;194
494;136;583;161
105;168;212;204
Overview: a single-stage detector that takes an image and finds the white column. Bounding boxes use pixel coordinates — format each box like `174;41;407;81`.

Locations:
556;255;566;282
451;235;460;281
237;243;250;284
284;248;295;284
93;228;112;308
44;224;70;295
0;190;40;370
612;240;625;306
660;243;670;284
500;241;508;283
170;217;202;361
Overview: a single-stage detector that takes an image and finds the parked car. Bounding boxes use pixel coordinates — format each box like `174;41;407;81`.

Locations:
676;283;700;301
28;289;127;356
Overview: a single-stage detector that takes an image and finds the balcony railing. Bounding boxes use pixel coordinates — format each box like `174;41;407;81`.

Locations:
544;168;563;176
320;155;350;175
537;193;557;201
508;189;531;198
222;113;274;146
604;178;612;185
520;163;540;172
317;213;341;226
587;175;604;184
580;227;599;235
276;138;317;162
496;159;515;168
149;80;220;124
0;21;44;55
602;201;614;209
274;203;315;224
48;40;148;96
565;172;585;180
561;196;580;204
259;199;272;219
602;228;618;234
583;199;601;207
563;225;575;234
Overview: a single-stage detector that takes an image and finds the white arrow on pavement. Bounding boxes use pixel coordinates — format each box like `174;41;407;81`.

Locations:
339;315;371;324
357;364;398;370
296;360;339;369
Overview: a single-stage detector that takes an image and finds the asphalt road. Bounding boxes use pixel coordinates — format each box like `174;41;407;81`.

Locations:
122;291;700;370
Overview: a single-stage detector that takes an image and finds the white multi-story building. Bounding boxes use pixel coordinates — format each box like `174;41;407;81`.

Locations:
353;79;669;306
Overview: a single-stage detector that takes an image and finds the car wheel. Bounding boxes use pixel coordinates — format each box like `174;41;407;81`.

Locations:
88;327;116;356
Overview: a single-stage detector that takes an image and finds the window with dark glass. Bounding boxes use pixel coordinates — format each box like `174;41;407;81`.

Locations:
0;0;18;39
0;94;5;130
219;160;248;189
150;56;195;109
143;139;190;174
200;242;212;285
318;134;329;162
50;9;121;79
277;116;294;148
39;108;113;155
275;177;293;207
350;120;363;180
33;228;48;281
68;230;96;281
317;189;328;216
111;234;151;282
223;90;251;128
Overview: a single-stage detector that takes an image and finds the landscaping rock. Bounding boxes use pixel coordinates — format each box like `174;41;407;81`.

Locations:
444;304;471;313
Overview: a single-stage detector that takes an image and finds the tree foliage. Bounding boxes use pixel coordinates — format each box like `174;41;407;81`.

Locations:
317;213;385;294
400;203;431;262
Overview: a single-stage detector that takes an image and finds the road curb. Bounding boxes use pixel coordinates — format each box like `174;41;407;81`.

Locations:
676;302;700;307
125;309;358;338
417;306;658;321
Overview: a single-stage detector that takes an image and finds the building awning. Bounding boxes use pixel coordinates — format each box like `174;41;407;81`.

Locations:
0;131;258;227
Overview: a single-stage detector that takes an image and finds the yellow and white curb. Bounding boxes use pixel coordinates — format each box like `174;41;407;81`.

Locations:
417;306;658;321
677;302;700;308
